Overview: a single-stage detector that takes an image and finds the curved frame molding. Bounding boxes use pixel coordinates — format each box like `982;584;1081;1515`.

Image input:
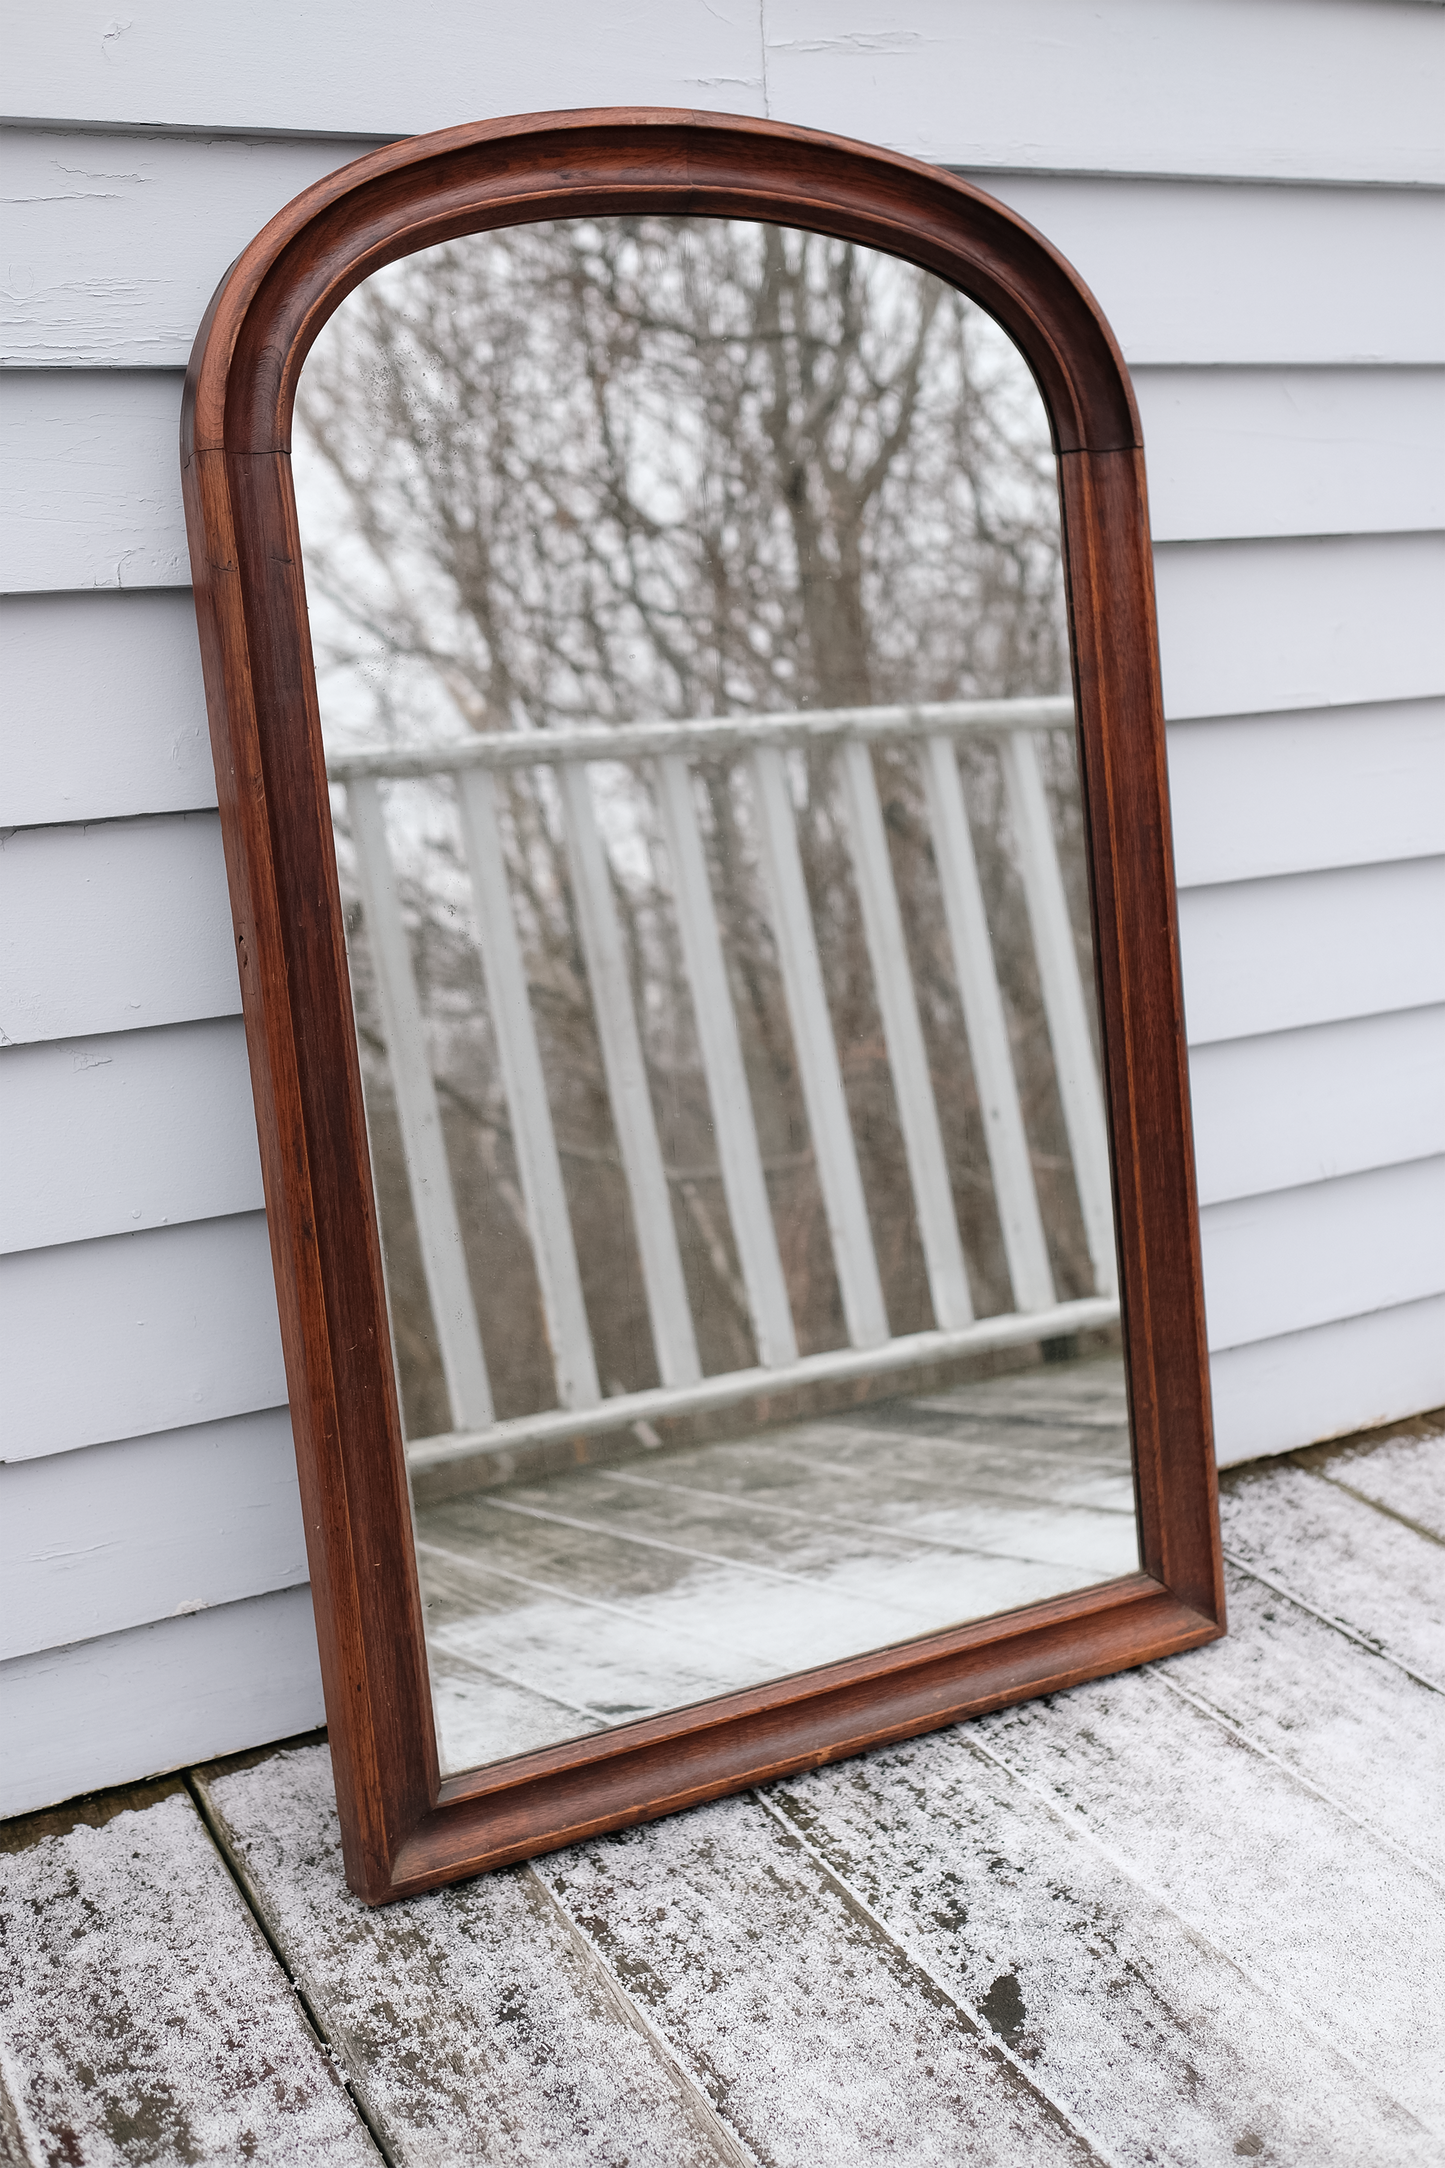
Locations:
181;108;1223;1906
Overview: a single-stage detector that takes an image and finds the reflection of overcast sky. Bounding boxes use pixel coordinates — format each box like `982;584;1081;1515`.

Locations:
294;219;1060;893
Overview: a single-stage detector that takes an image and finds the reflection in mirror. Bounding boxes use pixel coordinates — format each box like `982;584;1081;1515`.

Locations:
293;217;1137;1777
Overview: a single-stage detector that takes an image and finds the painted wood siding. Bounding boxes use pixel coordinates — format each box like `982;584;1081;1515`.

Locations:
3;0;1442;1816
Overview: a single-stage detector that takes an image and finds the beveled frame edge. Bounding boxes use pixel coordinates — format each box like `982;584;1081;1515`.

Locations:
179;107;1224;1907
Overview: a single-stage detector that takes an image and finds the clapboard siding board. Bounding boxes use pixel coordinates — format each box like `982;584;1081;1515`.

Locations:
0;589;214;825
0;811;239;1044
1199;1156;1445;1354
0;1017;262;1253
4;809;1439;1065
0;1584;324;1820
0;366;189;591
7;0;1443;182
6;124;1443;369
8;371;1445;600
1176;856;1445;1046
1153;532;1445;722
5;999;1439;1265
0;1407;304;1661
1212;1294;1445;1466
0;128;385;369
1167;699;1445;888
1134;366;1445;542
984;175;1445;368
1189;1006;1445;1207
6;581;1441;885
1;1212;286;1462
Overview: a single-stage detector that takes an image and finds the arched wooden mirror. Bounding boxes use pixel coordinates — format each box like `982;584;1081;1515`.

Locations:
182;110;1222;1905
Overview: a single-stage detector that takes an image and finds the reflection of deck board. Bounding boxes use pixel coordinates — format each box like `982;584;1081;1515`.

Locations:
415;1351;1140;1775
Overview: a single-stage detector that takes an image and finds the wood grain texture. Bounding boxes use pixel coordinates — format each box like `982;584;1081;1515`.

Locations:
1;1406;304;1661
1176;857;1445;1046
0;811;238;1045
197;1745;759;2168
1211;1295;1445;1467
0;1586;323;1820
1167;698;1445;888
1189;1006;1445;1206
1218;1455;1445;1688
2;1212;285;1461
0;1017;262;1253
8;1;1441;184
181;111;1219;1900
0;1779;376;2163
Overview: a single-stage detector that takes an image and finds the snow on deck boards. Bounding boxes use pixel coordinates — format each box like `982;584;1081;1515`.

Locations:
414;1354;1141;1774
0;1414;1440;2166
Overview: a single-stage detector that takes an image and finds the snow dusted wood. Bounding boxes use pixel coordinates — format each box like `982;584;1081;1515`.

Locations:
1167;698;1445;888
536;1795;1106;2165
1189;1007;1445;1208
0;1017;262;1254
974;1663;1445;2132
1304;1413;1445;1544
0;368;188;591
0;591;214;827
1176;857;1445;1047
1;1408;304;1661
766;1705;1439;2163
0;812;238;1045
1154;532;1445;720
2;1214;285;1462
1199;1156;1445;1352
195;1743;752;2168
1218;1454;1445;1690
0;1588;322;1819
0;1780;376;2164
1135;366;1445;542
1211;1296;1445;1468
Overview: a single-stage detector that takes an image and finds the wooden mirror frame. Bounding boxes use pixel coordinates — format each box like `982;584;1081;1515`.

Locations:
181;108;1223;1906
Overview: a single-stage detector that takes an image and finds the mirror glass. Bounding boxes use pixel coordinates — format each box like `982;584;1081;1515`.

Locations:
293;217;1137;1777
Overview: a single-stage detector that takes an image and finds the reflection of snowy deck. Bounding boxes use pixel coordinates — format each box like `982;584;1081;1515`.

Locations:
416;1353;1139;1774
3;1414;1442;2163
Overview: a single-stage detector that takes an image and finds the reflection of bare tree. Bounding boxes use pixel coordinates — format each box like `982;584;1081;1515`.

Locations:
297;218;1095;1436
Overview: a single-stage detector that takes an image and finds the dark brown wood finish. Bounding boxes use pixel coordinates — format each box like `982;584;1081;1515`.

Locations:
181;108;1224;1905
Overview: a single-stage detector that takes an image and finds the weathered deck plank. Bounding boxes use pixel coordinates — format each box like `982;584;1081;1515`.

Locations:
534;1794;1109;2165
0;1779;377;2165
764;1720;1437;2167
194;1746;750;2168
973;1665;1445;2131
1219;1453;1445;1686
1301;1415;1445;1544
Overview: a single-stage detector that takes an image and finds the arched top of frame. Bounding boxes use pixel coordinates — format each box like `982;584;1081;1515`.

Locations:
182;107;1141;463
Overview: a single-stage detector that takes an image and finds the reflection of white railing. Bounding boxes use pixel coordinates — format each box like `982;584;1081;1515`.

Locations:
327;696;1119;1481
